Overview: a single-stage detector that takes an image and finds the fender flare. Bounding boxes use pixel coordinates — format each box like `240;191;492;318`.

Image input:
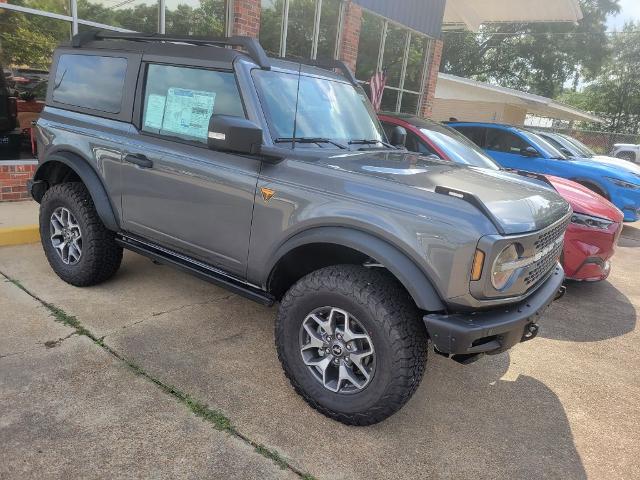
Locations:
266;227;446;312
34;151;120;231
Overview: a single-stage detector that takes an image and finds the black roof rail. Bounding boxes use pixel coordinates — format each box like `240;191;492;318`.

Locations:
290;58;359;86
71;31;271;70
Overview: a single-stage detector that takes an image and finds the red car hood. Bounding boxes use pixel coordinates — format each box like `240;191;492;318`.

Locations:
546;175;623;222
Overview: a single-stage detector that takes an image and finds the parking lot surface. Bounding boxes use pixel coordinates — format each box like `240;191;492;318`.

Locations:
1;224;639;479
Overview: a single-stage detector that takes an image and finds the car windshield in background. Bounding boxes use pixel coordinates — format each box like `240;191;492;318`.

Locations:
419;124;500;170
560;134;596;157
253;69;385;148
526;131;568;159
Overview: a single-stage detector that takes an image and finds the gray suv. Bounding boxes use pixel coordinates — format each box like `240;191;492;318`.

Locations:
29;32;570;425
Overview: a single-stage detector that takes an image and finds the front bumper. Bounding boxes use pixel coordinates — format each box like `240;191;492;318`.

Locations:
563;222;621;281
424;264;565;358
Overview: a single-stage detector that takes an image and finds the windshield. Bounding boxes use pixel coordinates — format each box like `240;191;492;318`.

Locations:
560;134;596;157
537;133;581;157
252;69;385;147
419;124;500;170
525;131;568;159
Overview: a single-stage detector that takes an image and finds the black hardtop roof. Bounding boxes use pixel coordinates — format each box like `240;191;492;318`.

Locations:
65;31;357;85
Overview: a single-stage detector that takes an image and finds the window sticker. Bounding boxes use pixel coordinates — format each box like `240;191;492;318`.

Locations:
161;88;216;140
143;94;166;130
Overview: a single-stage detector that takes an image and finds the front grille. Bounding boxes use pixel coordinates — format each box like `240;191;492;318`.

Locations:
524;216;571;286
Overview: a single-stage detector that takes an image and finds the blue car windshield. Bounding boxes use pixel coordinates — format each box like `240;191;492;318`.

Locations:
252;69;385;147
419;124;500;170
525;131;568;159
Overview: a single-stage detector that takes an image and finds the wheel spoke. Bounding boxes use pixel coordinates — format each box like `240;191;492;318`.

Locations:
349;349;373;381
301;322;326;351
338;363;364;390
342;315;370;343
307;313;334;336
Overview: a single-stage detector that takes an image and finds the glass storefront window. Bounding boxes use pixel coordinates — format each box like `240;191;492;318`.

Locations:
379;88;398;112
404;34;427;92
77;0;159;34
400;92;419;114
165;0;226;36
0;10;70;74
381;23;406;88
316;0;340;61
355;10;383;81
260;0;283;56
285;0;316;59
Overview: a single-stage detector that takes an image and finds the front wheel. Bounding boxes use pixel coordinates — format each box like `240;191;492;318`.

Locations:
275;265;428;425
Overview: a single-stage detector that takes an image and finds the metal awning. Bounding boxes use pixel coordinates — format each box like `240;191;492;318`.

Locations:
443;0;583;31
436;73;602;123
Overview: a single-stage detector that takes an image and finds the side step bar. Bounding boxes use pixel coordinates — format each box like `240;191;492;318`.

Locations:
116;235;275;306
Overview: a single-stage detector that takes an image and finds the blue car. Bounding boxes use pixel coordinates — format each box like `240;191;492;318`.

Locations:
449;122;640;222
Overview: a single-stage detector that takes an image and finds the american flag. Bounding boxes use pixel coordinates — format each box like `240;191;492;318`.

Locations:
369;69;387;111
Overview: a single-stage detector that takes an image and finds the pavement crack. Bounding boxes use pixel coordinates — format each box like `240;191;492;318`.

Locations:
0;269;317;480
43;332;76;349
151;295;235;317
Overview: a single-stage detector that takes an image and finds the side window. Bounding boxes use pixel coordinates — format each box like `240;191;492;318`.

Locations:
53;54;127;113
142;64;245;144
486;129;529;154
405;132;439;157
455;126;486;147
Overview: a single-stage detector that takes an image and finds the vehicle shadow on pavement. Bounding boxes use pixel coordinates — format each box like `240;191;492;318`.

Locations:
619;223;640;247
389;352;587;480
540;280;636;342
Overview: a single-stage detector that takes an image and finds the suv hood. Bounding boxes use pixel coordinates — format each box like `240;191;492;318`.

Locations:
318;151;570;234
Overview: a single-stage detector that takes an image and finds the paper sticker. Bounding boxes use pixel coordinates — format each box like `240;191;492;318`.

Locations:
161;88;216;140
143;94;166;130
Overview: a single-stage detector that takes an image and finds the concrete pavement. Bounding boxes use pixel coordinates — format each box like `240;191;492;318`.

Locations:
1;223;639;479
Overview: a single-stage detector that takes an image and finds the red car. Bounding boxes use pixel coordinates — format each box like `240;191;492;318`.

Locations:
380;113;624;281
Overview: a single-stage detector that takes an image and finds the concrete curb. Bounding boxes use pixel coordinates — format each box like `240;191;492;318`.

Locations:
0;225;40;247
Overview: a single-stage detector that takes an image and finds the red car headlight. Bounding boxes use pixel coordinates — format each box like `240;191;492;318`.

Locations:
571;212;613;230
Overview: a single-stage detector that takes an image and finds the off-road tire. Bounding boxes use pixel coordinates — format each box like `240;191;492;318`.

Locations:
39;182;122;286
275;265;428;425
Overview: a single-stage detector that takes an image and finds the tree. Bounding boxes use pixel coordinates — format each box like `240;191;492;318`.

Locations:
440;0;620;98
559;22;640;134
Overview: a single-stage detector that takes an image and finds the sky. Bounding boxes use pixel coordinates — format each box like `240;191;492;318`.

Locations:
607;0;640;31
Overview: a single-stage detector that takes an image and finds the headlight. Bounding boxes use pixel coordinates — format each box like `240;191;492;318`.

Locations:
571;212;613;230
607;177;640;190
491;243;521;290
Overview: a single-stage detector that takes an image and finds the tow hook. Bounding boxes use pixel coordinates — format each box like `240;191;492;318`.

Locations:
521;323;539;343
554;285;566;301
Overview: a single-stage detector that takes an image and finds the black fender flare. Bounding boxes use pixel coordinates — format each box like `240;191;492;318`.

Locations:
266;227;446;312
33;152;120;231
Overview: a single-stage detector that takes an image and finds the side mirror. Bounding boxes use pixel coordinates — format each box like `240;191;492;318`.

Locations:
208;115;263;155
521;146;539;157
390;126;407;147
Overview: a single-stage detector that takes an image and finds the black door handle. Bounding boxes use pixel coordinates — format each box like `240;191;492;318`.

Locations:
124;153;153;168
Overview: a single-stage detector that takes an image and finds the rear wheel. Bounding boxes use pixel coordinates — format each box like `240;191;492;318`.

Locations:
40;182;122;287
275;265;428;425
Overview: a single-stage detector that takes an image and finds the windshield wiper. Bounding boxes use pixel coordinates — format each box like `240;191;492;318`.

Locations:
274;137;347;149
348;138;394;149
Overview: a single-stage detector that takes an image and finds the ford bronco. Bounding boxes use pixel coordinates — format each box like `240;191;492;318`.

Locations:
29;32;570;425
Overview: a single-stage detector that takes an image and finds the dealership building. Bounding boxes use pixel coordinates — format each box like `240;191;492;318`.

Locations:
0;0;584;118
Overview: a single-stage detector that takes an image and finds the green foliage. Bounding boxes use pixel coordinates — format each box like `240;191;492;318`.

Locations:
441;0;620;98
560;22;640;134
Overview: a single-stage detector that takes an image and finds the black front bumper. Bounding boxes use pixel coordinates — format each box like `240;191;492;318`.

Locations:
424;265;565;358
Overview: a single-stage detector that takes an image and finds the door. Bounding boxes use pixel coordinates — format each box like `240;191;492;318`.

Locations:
120;62;259;278
484;128;547;173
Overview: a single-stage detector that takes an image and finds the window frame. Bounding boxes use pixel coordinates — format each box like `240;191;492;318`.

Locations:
46;49;142;122
485;128;532;155
133;60;247;149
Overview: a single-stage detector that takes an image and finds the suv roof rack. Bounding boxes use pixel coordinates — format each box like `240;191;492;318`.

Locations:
71;31;271;70
290;58;358;86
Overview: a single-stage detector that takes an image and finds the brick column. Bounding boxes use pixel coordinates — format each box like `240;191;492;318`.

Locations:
231;0;261;38
0;161;38;202
337;1;362;73
419;38;443;118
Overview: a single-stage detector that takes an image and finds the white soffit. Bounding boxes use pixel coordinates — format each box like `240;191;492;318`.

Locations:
435;73;603;123
443;0;583;31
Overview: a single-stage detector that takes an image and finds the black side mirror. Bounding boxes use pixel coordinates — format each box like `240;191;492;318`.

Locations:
390;126;407;147
208;115;263;155
521;146;539;157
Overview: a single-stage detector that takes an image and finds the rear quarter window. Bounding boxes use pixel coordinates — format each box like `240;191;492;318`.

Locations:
52;54;128;113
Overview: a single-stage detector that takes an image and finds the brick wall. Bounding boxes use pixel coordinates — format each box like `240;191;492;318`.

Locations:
337;2;363;73
231;0;261;38
419;38;443;118
0;162;37;202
